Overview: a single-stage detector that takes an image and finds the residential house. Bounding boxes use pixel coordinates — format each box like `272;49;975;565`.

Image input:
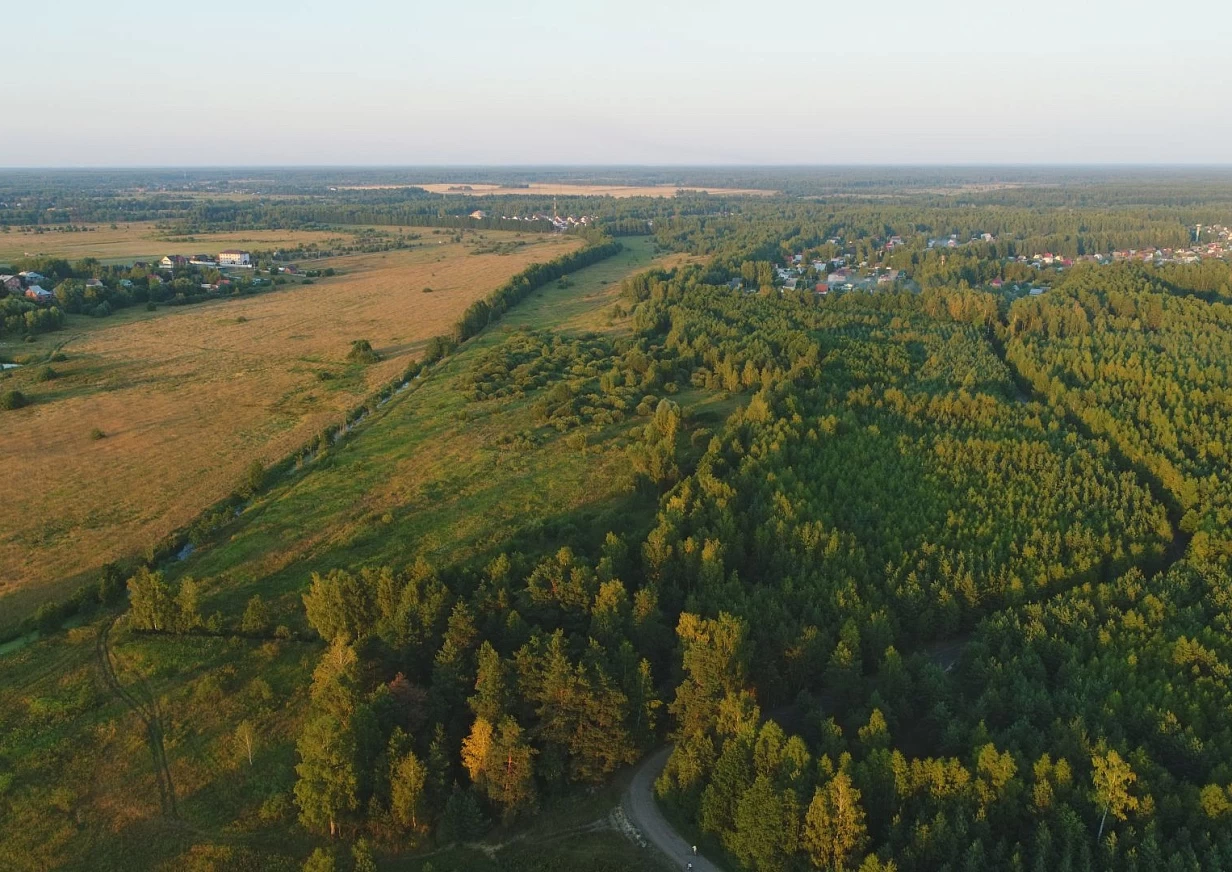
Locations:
19;270;46;284
25;285;53;302
189;255;218;267
815;283;829;295
160;255;187;270
218;249;252;267
469;210;488;220
0;275;21;294
85;278;105;290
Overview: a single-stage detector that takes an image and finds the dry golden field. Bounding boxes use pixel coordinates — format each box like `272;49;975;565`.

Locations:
0;231;581;621
370;182;776;198
0;223;356;264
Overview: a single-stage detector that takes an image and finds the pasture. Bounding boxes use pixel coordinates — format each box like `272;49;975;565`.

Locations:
0;231;581;626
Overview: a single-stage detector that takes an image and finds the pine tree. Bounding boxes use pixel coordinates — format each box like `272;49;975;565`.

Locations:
804;771;869;871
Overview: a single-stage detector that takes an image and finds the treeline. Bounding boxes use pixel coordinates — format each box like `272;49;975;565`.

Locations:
442;240;623;349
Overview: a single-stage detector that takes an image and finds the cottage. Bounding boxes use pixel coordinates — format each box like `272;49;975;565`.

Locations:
189;255;218;267
19;270;46;284
218;249;252;267
160;255;187;270
815;283;830;295
279;264;299;274
25;285;54;302
469;210;488;220
85;278;105;289
0;275;21;294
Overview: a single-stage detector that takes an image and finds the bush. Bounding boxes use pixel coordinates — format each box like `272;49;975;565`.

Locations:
89;427;106;440
347;339;382;364
0;390;27;410
35;366;57;382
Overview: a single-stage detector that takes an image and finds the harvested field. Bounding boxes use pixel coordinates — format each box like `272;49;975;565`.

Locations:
374;182;776;198
0;231;581;623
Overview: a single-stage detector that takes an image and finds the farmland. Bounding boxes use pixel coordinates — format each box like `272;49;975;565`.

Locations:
0;223;356;266
0;230;582;626
394;183;776;198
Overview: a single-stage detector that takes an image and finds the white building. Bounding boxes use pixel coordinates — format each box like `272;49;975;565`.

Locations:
218;250;252;267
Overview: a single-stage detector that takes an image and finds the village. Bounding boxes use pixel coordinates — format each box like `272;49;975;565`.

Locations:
758;223;1232;298
0;248;310;308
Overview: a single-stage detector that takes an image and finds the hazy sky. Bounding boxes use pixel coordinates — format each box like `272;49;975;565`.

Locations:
5;0;1231;166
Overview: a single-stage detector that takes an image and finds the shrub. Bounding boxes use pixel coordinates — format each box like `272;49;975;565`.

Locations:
89;427;106;440
35;366;57;382
0;390;27;410
347;339;382;364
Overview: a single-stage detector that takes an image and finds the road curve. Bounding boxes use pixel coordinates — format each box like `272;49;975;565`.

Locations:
623;746;722;872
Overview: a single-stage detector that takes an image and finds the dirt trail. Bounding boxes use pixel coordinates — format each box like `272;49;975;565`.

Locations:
96;616;178;819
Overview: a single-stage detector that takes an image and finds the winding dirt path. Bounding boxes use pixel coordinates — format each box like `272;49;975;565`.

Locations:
623;747;721;872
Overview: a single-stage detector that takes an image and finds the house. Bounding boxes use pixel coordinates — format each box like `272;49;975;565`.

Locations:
279;264;299;274
0;275;21;294
827;269;852;284
25;285;53;302
160;255;187;270
469;210;488;220
1028;287;1045;296
189;255;217;267
218;249;252;267
119;279;134;288
990;278;1004;289
815;283;830;295
85;278;105;289
19;270;46;284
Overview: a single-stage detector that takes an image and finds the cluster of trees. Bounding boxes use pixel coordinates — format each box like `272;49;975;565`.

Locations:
289;550;669;843
1007;264;1232;553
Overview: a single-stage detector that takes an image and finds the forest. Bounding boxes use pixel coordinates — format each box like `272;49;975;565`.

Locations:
3;169;1232;872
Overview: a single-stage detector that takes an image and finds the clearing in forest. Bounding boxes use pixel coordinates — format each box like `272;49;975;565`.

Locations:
0;231;581;625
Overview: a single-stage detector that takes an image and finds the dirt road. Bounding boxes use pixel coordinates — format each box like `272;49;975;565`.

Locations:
623;746;722;872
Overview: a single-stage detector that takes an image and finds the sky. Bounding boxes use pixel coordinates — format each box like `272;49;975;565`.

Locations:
5;0;1231;166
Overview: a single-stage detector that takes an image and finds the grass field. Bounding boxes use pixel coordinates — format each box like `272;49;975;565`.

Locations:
0;236;685;871
166;237;688;620
0;223;360;266
0;231;581;626
387;182;775;198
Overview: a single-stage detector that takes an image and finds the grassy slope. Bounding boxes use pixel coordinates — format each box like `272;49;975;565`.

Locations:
0;237;678;871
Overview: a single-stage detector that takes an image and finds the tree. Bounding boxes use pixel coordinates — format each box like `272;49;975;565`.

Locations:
469;641;510;723
302;847;336;872
294;714;358;838
390;750;427;831
241;594;270;635
303;569;375;643
1091;748;1139;840
128;567;173;631
241;458;265;497
351;838;377;872
235;719;256;767
176;577;202;632
804;771;869;871
732;774;799;872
